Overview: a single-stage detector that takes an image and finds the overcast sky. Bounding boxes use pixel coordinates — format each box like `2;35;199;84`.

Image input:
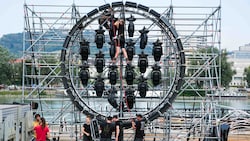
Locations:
0;0;249;51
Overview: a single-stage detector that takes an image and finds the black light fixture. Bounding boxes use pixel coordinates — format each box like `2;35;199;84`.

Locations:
152;39;163;61
126;14;136;37
108;65;118;85
138;51;148;73
79;39;90;61
108;87;118;109
79;63;89;86
138;76;148;98
125;64;135;85
126;39;135;61
151;64;161;86
125;87;135;109
94;51;105;73
94;76;104;97
109;41;116;59
95;26;105;49
139;27;149;49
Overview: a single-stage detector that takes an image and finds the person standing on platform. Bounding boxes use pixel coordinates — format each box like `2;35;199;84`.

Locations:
113;115;123;141
132;114;145;141
100;116;115;141
82;115;92;141
34;117;50;141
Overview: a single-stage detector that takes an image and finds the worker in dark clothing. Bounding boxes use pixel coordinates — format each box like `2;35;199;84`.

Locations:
100;116;115;141
132;114;145;141
98;9;128;63
112;19;129;63
221;122;230;141
82;115;92;141
113;115;123;141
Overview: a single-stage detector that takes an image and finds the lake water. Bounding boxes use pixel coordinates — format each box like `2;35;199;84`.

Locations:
0;95;249;112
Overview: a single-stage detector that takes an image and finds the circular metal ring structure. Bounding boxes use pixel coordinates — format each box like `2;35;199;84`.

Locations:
60;1;185;121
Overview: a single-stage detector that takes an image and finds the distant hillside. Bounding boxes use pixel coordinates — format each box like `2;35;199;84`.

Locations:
0;31;153;58
0;33;23;57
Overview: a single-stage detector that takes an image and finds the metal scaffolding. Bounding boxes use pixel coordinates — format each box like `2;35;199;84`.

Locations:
22;1;223;140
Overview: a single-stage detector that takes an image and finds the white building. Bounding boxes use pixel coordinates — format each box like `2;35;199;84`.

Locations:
228;44;250;87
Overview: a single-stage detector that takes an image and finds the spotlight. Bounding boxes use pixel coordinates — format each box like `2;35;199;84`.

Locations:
138;76;148;98
79;63;89;86
94;51;105;73
152;39;163;61
126;14;136;37
151;64;161;86
95;26;105;49
139;27;149;49
108;87;118;108
138;51;148;73
125;64;135;85
79;39;90;61
126;39;135;61
109;41;116;59
94;76;104;97
108;65;118;85
125;87;135;109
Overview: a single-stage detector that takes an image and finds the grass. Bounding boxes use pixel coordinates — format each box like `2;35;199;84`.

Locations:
0;90;24;95
0;90;47;96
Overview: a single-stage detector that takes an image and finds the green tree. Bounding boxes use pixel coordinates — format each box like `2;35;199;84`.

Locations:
24;56;60;87
0;46;14;85
221;50;236;88
188;48;235;88
244;66;250;87
12;62;23;85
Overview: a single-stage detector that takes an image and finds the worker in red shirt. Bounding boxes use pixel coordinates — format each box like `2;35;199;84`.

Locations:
34;117;50;141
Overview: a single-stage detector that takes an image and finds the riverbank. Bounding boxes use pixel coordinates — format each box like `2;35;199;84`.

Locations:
0;90;24;95
0;89;52;96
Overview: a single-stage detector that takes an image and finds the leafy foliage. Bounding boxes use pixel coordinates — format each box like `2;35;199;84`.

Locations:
188;48;235;89
221;50;236;88
244;66;250;87
0;46;15;84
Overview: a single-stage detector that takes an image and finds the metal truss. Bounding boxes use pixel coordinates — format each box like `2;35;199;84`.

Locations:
22;1;221;140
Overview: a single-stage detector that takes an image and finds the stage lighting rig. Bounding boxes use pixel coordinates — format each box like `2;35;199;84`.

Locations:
152;39;163;62
94;76;105;97
79;63;89;86
138;52;148;73
79;39;90;61
125;87;135;109
126;14;136;37
125;64;135;85
108;65;118;85
151;64;161;86
138;76;148;98
94;51;105;73
108;87;118;109
95;26;105;49
139;27;149;49
126;39;136;61
109;41;116;59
